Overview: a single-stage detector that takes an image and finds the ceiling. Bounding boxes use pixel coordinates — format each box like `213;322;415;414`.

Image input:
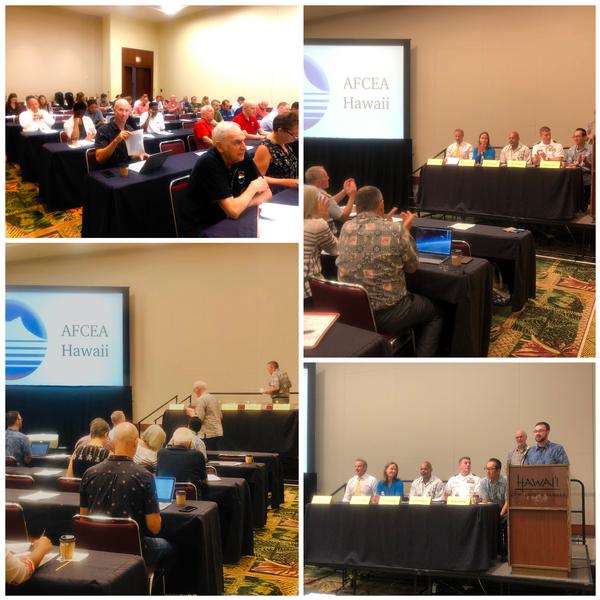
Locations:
60;5;212;23
304;6;369;24
6;243;161;264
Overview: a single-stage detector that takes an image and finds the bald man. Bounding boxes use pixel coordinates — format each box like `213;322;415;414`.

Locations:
409;461;445;500
80;422;174;564
499;131;532;164
507;429;529;466
233;101;266;140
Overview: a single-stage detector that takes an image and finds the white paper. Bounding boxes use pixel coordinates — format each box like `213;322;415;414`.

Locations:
39;552;59;566
143;134;155;139
450;223;476;231
125;129;145;156
58;551;89;563
34;469;63;476
127;160;146;173
207;474;222;481
194;150;207;156
304;314;338;348
159;131;173;136
259;203;299;240
6;542;31;554
67;140;94;149
18;491;60;501
209;461;242;466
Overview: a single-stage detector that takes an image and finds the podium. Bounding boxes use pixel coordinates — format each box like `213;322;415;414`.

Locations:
508;464;571;577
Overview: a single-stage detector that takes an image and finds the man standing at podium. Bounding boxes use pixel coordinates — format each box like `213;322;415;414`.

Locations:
523;421;569;464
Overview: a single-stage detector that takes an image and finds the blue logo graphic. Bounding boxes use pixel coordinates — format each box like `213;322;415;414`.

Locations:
304;54;330;131
6;300;48;380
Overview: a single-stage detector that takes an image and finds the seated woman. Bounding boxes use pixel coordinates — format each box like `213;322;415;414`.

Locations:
253;111;299;193
63;101;96;143
133;424;166;472
193;104;216;150
303;185;338;308
37;94;52;114
66;418;110;478
64;92;74;109
5;93;20;116
85;98;107;128
52;91;66;110
375;462;404;498
472;131;495;163
6;537;53;585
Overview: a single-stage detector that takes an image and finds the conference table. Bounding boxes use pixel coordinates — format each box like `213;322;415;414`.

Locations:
417;164;585;222
304;320;393;357
6;546;148;595
6;488;224;595
305;502;499;573
413;217;536;311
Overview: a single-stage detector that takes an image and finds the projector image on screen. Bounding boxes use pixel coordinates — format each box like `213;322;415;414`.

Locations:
6;286;129;387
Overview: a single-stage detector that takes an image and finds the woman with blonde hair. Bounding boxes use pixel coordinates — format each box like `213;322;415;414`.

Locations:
134;424;166;472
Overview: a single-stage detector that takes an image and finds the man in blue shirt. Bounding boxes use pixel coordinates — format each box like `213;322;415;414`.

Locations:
523;421;569;465
6;411;31;466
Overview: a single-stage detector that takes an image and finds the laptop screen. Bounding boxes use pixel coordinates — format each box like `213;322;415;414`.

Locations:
154;476;176;502
415;227;452;256
30;441;49;456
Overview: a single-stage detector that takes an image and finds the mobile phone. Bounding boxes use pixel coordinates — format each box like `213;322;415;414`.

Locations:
178;505;197;513
101;170;115;178
461;257;473;264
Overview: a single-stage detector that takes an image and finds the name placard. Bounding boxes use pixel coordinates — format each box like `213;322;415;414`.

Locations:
311;495;332;505
427;158;444;166
458;159;476;167
350;496;371;505
447;496;471;506
409;496;432;505
273;404;290;411
445;157;460;165
540;160;561;169
482;160;500;168
378;496;401;506
168;404;185;411
221;403;238;411
507;160;527;168
244;403;263;411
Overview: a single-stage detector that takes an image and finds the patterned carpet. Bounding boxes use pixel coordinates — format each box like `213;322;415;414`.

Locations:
224;485;298;595
489;257;596;357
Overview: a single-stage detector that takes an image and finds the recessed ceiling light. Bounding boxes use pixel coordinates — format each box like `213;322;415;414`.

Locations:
159;4;184;17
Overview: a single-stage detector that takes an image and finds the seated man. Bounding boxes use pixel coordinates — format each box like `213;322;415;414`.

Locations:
531;126;564;165
409;461;445;500
140;101;166;134
499;131;532;164
85;98;107;128
165;95;181;115
188;417;208;460
219;99;234;121
342;458;377;502
80;422;175;564
133;93;150;115
6;536;53;585
566;128;593;201
337;186;443;357
445;128;473;160
255;100;270;121
445;456;481;498
211;100;223;123
64;101;96;142
480;458;508;559
95;99;148;168
181;121;272;235
260;102;290;132
193;104;216;150
233;101;267;140
157;427;208;496
19;95;55;132
5;411;31;466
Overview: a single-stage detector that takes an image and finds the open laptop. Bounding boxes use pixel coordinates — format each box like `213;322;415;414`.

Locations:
128;150;171;174
154;476;176;510
414;226;453;264
30;441;50;457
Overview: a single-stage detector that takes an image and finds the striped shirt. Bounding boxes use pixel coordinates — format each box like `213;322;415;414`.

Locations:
304;218;338;297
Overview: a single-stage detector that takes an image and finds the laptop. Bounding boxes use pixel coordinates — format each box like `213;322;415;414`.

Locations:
154;476;176;510
30;441;50;457
414;226;453;264
128;150;172;174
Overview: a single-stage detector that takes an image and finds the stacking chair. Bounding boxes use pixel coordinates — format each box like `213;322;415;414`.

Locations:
169;175;190;238
6;456;18;467
174;482;197;501
6;502;29;540
85;148;98;174
187;135;197;152
57;476;82;493
451;239;472;257
6;474;35;489
181;121;196;130
59;130;69;143
206;465;218;476
159;139;185;156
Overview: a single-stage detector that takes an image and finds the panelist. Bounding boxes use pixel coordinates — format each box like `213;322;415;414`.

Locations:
261;361;292;404
233;101;267;140
499;131;532;164
140;101;166;134
19;95;55;132
186;380;223;450
445;128;473;160
472;131;495;163
480;457;508;560
445;456;481;498
5;411;31;466
342;458;377;502
337;186;443;357
522;421;569;464
531;126;564;165
409;461;445;500
63;101;96;143
375;461;404;497
566;127;593;201
193;104;216;150
507;429;529;466
95;99;148;168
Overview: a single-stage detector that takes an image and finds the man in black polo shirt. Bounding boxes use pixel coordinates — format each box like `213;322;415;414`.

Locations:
95;98;148;168
79;422;174;564
181;121;272;235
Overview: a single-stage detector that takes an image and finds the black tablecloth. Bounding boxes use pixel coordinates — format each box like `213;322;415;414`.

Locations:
6;121;62;164
417;165;584;222
271;188;299;206
305;503;499;572
28;454;70;468
304;320;393;358
6;547;147;595
201;205;258;237
406;257;493;357
5;489;224;595
18;131;62;183
413;217;536;311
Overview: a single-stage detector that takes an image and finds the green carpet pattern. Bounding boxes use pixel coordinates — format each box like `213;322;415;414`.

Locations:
223;485;298;595
489;257;595;357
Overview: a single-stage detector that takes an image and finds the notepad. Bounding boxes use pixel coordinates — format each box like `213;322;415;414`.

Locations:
210;461;242;467
57;552;89;563
207;474;222;482
19;491;60;501
450;223;476;231
34;469;63;476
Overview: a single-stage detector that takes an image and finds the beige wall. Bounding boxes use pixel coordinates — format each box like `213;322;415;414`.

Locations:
157;6;300;103
6;244;298;420
314;363;595;524
305;6;595;168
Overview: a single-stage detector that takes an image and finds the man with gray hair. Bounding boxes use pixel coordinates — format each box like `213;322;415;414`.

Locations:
193;104;217;149
337;186;443;356
108;410;127;442
182;121;271;235
261;101;290;132
186;380;223;450
507;429;529;466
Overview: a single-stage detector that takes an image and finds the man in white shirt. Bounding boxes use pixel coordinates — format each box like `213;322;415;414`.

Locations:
19;95;55;132
445;456;481;498
140;102;166;134
261;102;290;132
499;131;532;164
531;126;564;165
342;458;377;502
409;461;445;500
445;128;473;161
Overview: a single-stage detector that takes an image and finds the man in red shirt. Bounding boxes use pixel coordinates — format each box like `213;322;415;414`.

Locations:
193;105;216;149
233;101;266;140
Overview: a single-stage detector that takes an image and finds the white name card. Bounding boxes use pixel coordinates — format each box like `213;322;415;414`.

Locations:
378;496;401;506
482;160;500;168
427;158;444;166
507;160;527;168
273;404;290;411
168;404;185;411
311;495;332;504
409;496;432;505
447;496;471;506
445;157;460;165
458;159;476;167
221;403;239;411
540;160;561;169
350;496;371;505
244;403;263;410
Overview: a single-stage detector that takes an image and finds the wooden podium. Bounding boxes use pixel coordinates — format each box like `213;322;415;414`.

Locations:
508;464;571;577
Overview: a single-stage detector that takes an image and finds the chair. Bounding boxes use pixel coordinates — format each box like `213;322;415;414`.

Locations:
6;474;35;489
164;114;177;121
6;503;28;540
206;465;217;476
6;456;18;467
59;130;69;143
85;148;98;173
169;175;190;238
187;135;197;152
159;139;185;156
174;482;197;500
182;121;195;130
451;239;472;257
57;476;81;492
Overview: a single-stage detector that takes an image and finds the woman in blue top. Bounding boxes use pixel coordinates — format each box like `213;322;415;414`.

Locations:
376;462;404;497
472;131;495;163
